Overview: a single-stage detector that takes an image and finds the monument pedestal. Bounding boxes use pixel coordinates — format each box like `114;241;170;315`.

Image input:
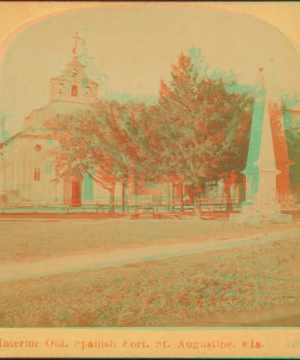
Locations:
230;205;293;224
279;194;298;212
231;170;293;223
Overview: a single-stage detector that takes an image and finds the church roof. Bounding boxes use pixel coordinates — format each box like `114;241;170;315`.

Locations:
1;101;96;148
50;56;97;86
66;56;84;69
23;100;95;133
0;130;24;147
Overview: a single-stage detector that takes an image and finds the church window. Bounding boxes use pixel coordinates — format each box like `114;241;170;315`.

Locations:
35;144;42;152
71;85;78;97
47;137;53;145
46;161;52;174
34;168;41;181
73;68;78;78
58;83;64;94
82;77;88;89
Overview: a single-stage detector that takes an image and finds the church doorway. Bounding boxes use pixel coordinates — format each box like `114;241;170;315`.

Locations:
63;176;82;206
71;177;82;207
63;178;71;205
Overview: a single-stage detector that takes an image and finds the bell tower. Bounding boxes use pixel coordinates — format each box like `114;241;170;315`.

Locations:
50;31;98;104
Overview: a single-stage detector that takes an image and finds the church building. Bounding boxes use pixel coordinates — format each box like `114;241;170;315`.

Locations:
1;32;122;208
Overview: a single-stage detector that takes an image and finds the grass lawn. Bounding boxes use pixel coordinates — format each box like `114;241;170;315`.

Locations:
1;232;300;327
0;218;297;261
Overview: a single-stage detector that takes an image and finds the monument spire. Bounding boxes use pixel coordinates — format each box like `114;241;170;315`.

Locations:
255;88;278;171
253;81;281;216
241;67;266;205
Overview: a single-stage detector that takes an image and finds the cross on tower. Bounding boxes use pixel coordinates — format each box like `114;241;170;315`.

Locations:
71;31;82;55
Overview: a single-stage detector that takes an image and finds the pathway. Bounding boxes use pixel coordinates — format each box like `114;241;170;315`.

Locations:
1;227;299;283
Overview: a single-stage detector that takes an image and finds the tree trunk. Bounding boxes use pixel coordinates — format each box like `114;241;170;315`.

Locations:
172;184;176;212
152;195;157;219
224;176;233;212
180;179;184;213
192;183;202;219
193;185;199;219
134;177;138;207
238;172;246;203
167;182;171;212
122;181;127;212
197;188;203;219
109;187;115;213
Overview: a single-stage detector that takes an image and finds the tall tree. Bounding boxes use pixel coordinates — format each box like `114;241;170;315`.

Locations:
47;100;151;212
47;107;118;212
156;52;254;213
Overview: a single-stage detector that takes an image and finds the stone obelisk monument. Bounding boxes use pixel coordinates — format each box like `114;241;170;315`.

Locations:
267;59;294;208
233;65;293;222
253;86;281;216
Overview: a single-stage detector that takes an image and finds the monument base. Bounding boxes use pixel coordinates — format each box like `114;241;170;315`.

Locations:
230;212;293;224
280;201;299;212
230;202;293;223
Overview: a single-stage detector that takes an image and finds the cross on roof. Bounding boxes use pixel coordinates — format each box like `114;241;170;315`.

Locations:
71;31;82;55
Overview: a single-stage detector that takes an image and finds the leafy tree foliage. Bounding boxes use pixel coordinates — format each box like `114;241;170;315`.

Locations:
47;100;156;211
155;52;254;209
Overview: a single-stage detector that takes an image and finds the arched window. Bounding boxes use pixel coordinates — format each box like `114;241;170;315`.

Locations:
85;86;91;96
58;83;64;94
73;68;78;78
82;77;88;89
71;85;78;97
34;168;41;181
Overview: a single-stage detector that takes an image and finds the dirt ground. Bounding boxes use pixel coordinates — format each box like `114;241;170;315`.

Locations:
0;218;300;327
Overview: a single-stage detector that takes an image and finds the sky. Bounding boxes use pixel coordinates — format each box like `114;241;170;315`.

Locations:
1;5;300;138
